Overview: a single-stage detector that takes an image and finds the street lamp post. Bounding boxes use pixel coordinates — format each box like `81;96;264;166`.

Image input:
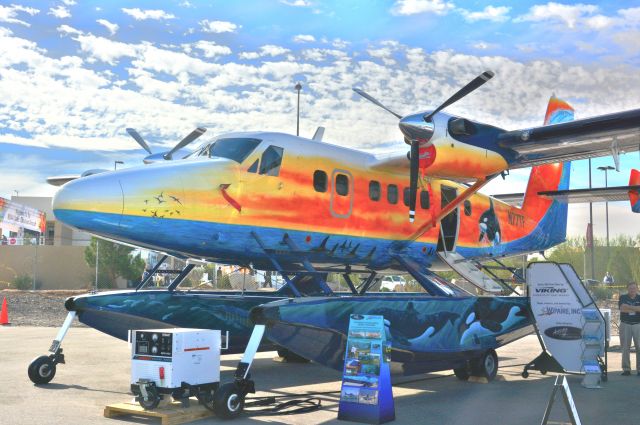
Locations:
598;165;615;249
588;159;595;280
114;161;124;170
295;82;302;136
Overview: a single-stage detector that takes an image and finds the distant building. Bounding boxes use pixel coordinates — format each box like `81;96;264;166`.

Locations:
0;196;94;289
7;196;90;246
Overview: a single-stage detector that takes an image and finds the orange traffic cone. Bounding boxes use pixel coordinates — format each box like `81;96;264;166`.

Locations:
0;297;10;325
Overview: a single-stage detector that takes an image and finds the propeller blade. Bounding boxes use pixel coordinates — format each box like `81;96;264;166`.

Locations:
164;127;207;160
126;128;153;154
353;88;403;119
408;140;420;223
424;70;494;121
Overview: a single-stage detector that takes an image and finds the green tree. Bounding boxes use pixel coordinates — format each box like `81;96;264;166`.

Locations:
85;238;145;289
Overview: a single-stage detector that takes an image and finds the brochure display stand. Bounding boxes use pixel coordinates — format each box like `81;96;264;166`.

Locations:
338;314;395;424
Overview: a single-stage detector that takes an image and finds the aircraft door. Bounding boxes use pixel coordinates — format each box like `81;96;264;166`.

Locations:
437;185;459;251
330;169;353;219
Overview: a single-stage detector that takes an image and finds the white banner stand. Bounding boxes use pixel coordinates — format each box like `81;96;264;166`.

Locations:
541;375;582;425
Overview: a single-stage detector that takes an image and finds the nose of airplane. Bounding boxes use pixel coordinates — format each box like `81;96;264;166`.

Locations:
52;172;123;233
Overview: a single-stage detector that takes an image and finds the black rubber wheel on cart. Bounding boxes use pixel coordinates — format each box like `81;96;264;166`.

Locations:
197;388;216;406
213;383;245;419
453;365;471;381
138;385;160;410
28;355;56;385
472;349;498;381
277;348;310;363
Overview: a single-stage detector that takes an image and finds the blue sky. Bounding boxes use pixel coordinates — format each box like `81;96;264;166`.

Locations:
2;0;640;237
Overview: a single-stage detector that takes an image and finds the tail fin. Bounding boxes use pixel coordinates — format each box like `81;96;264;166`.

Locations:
521;96;573;231
630;169;640;213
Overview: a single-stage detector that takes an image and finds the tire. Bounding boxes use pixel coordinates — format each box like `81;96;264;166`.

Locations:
472;349;498;381
138;384;160;410
276;348;310;363
28;355;56;385
213;383;244;419
521;370;529;379
453;365;470;381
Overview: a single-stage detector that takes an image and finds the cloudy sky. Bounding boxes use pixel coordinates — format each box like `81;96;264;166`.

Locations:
1;0;640;238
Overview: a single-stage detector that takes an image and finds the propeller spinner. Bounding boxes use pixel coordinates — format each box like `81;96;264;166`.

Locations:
126;127;207;164
353;70;494;222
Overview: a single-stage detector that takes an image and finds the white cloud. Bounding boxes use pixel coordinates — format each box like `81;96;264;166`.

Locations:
293;34;315;43
391;0;454;16
57;24;81;36
460;5;510;23
280;0;312;6
516;2;598;29
192;40;232;58
472;41;498;50
122;8;175;21
0;4;39;27
75;34;138;65
332;38;349;49
62;0;76;6
96;19;119;36
259;45;290;57
199;20;239;33
239;45;290;60
48;5;70;19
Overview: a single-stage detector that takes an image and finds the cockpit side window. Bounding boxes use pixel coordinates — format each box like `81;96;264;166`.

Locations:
259;145;284;176
207;138;261;163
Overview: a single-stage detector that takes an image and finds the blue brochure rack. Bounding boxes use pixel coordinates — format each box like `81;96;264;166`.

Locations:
338;314;395;424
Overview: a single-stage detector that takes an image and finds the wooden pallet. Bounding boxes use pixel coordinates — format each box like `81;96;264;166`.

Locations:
104;398;214;425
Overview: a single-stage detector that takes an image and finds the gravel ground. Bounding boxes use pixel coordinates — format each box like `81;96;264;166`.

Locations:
0;290;88;327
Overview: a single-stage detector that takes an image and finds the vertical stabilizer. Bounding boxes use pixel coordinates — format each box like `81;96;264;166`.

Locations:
521;96;573;234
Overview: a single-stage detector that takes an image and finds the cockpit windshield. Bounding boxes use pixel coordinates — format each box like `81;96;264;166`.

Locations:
195;138;261;163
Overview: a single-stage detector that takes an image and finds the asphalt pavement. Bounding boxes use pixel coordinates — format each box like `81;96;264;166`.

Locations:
0;327;636;425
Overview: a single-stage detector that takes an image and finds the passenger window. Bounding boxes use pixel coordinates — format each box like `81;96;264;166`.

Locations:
313;170;327;192
369;181;381;201
335;174;349;196
259;145;284;176
464;200;472;216
403;187;410;207
420;191;430;209
387;184;398;204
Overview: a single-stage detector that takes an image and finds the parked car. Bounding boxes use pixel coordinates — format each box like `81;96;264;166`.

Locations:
380;275;406;291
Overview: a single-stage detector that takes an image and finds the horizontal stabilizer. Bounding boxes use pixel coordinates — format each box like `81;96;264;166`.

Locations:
493;184;640;207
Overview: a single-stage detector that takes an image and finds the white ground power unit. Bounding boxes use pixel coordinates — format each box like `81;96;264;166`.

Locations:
130;328;221;409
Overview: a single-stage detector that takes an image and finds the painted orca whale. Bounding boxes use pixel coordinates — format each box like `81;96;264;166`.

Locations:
478;198;501;245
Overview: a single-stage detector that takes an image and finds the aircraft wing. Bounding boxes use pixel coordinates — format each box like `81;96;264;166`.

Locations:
492;184;640;209
499;109;640;169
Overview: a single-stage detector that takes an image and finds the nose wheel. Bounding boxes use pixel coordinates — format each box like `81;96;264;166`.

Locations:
28;355;57;385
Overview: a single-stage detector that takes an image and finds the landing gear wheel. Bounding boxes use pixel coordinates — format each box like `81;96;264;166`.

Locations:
138;385;160;410
521;370;529;379
453;365;470;381
277;348;310;363
472;349;498;381
28;355;56;385
213;383;245;419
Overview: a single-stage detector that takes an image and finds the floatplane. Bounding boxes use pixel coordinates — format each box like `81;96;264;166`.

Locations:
30;71;640;388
